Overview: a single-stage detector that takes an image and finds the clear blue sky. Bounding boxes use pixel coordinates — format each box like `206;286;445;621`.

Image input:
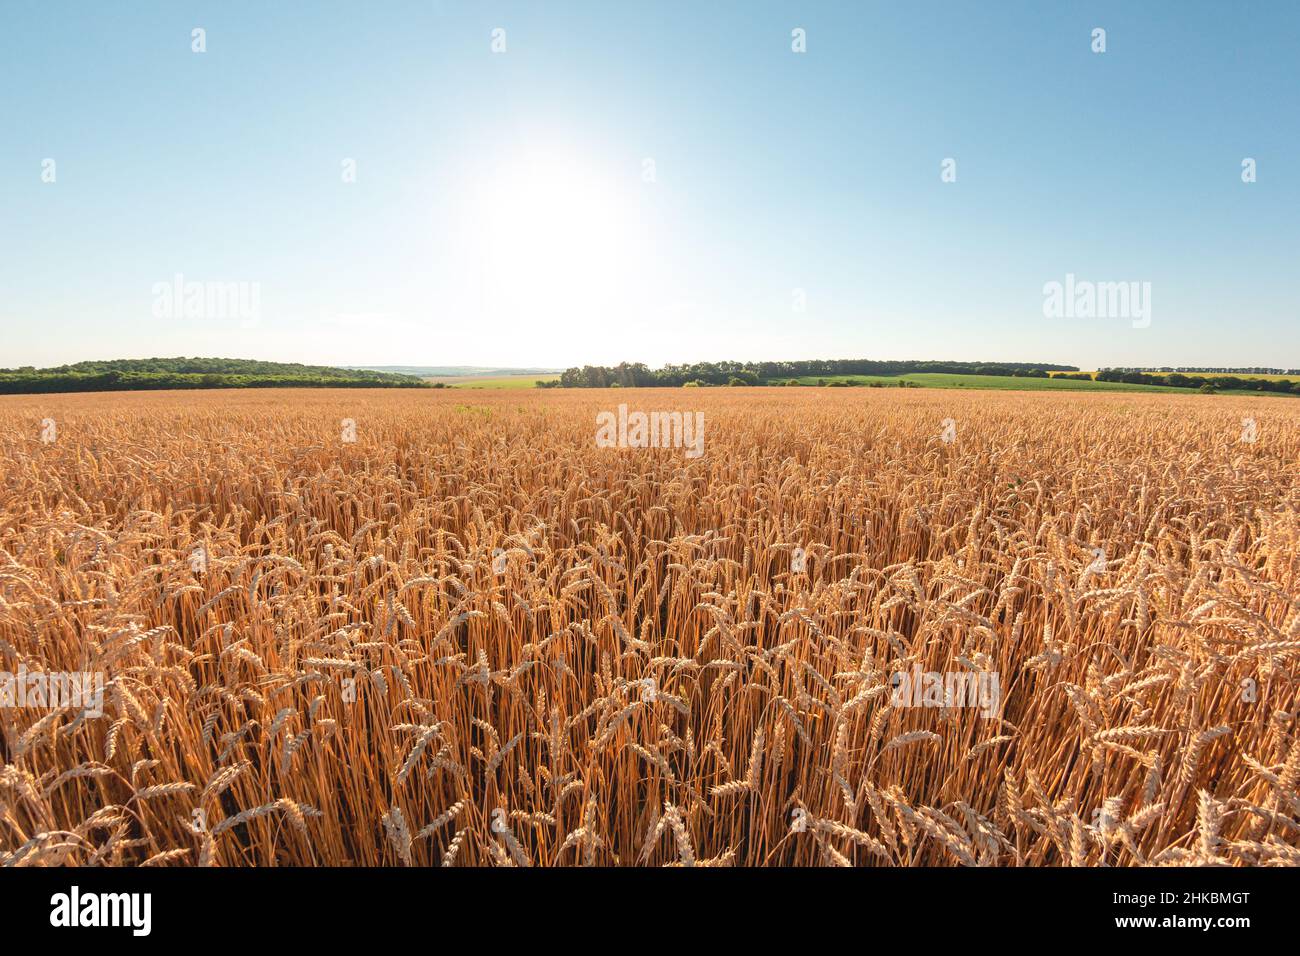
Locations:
2;1;1296;370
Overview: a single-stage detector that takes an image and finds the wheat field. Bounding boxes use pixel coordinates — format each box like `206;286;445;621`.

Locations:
1;387;1298;867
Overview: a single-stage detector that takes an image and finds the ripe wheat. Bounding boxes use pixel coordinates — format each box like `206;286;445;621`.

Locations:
1;387;1297;866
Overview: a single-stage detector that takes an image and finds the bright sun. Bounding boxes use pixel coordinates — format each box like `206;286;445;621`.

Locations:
469;153;641;326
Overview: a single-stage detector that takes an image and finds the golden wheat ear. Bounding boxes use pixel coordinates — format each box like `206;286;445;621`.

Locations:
2;388;1292;866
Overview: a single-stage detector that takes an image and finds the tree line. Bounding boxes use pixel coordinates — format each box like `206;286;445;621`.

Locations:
556;359;1078;388
0;358;429;394
1095;369;1300;394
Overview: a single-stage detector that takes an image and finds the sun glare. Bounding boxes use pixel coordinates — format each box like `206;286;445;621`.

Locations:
469;153;641;325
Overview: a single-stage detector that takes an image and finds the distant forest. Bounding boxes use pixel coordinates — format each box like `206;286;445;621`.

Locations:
1094;369;1300;394
554;359;1078;388
8;356;1296;396
552;360;1300;394
0;358;429;394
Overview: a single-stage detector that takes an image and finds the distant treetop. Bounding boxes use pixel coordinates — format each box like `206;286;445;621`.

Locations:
556;359;1079;388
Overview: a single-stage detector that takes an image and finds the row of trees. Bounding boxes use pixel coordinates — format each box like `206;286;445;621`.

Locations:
0;371;432;394
0;357;425;384
0;358;431;394
1095;369;1300;394
557;359;1077;388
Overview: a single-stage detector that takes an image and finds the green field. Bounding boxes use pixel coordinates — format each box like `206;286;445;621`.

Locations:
1217;388;1300;398
777;373;1185;392
431;374;561;389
